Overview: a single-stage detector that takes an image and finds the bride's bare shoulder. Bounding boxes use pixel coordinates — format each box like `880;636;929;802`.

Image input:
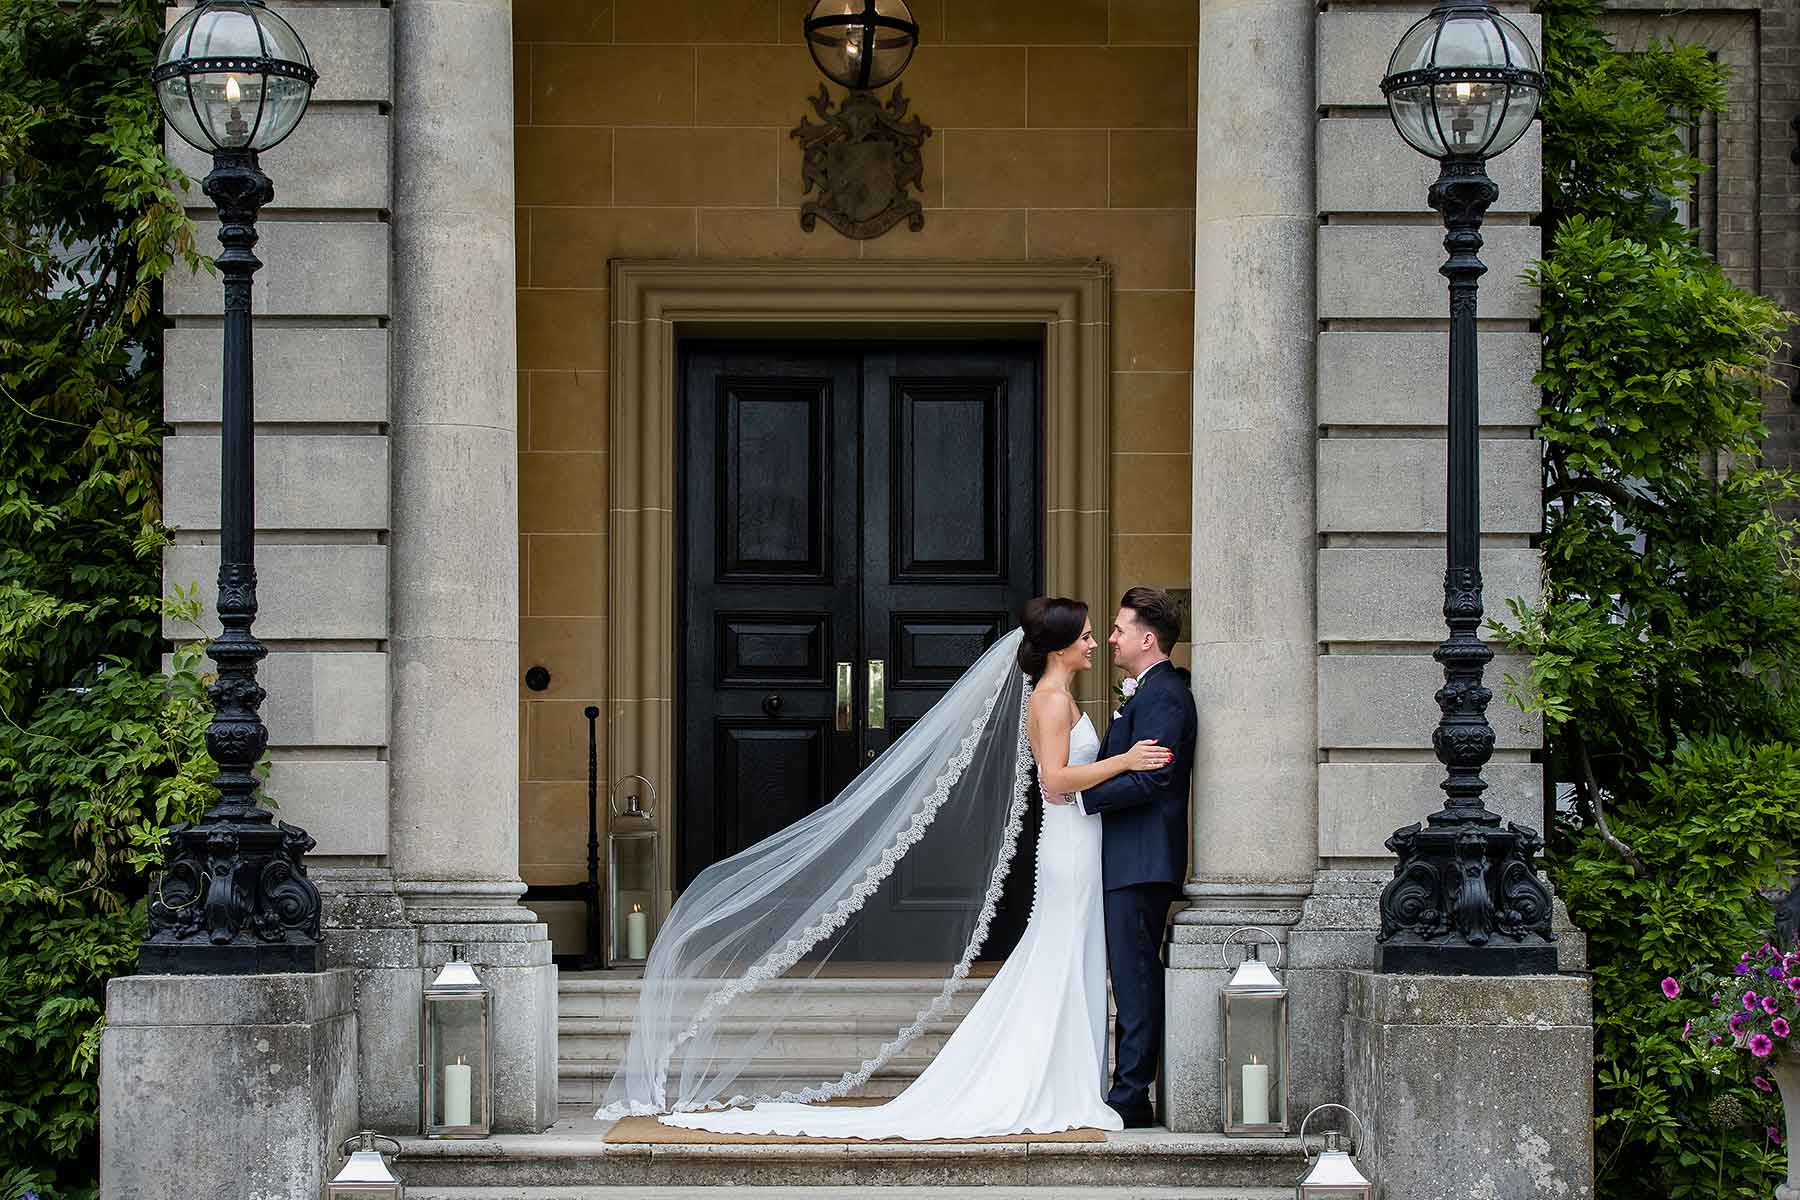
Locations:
1028;684;1075;729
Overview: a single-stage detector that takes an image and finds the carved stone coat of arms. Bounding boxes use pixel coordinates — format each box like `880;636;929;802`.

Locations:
790;83;932;239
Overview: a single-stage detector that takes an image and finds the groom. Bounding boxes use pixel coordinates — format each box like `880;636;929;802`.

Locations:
1078;587;1196;1128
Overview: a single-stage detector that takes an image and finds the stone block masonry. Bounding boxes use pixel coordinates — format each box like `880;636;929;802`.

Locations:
1345;972;1595;1199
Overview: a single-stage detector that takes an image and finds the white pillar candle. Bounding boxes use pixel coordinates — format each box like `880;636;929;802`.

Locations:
626;905;649;960
1241;1060;1271;1126
444;1057;473;1127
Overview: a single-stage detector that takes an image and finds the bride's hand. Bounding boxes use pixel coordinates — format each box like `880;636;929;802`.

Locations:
1125;739;1174;772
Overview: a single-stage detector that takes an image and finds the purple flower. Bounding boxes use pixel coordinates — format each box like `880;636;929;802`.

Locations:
1714;991;1724;1006
1738;963;1754;976
1662;977;1682;1000
1775;1018;1791;1038
1746;991;1761;1010
1731;1013;1748;1035
1772;1125;1786;1146
1714;1035;1725;1044
1683;1019;1694;1040
1766;995;1782;1015
1757;1073;1777;1091
1751;1033;1775;1058
1773;966;1789;980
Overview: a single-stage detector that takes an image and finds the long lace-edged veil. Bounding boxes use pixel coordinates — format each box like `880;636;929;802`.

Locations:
599;628;1035;1117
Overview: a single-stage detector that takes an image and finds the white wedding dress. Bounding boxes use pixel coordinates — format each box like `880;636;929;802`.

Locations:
659;712;1122;1139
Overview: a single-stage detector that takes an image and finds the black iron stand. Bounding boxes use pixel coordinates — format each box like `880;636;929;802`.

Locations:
1373;157;1559;976
140;150;322;974
524;705;605;970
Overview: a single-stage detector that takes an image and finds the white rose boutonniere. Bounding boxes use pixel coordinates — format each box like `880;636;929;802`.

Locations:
1112;675;1138;719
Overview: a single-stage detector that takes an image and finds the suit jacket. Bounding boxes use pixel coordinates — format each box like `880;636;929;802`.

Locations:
1080;660;1196;891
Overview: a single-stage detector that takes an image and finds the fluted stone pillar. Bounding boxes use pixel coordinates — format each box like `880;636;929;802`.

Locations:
388;0;557;1133
1163;0;1320;1132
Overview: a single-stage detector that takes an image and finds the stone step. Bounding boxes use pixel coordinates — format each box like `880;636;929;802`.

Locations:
393;1119;1307;1191
409;1188;1295;1200
556;973;1003;1105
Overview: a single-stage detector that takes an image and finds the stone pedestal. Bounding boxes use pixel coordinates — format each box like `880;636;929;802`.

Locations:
101;970;358;1199
319;866;422;1131
1344;971;1594;1200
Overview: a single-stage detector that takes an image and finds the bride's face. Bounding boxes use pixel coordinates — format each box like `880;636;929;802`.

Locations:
1053;621;1098;673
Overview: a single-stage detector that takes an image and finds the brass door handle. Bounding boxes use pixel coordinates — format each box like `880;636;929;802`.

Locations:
867;659;886;730
835;662;854;732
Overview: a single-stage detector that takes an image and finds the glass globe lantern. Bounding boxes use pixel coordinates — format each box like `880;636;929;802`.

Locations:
1381;2;1543;161
152;0;318;154
804;0;919;91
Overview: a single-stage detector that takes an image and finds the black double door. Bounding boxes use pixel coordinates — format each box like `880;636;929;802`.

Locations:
680;341;1041;961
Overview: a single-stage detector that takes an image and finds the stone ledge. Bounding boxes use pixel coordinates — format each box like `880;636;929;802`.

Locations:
393;1120;1307;1189
1348;969;1592;1027
105;967;354;1027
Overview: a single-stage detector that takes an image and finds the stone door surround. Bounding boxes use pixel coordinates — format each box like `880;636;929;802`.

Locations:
608;259;1112;923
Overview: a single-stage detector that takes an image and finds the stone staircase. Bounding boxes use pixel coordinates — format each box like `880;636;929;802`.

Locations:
395;973;1307;1198
555;972;996;1108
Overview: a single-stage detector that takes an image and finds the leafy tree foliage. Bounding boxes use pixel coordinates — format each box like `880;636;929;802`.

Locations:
1499;0;1800;1193
0;2;211;1196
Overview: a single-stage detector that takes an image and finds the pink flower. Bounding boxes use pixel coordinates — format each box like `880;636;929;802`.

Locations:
1746;992;1761;1011
1662;977;1682;1000
1766;995;1782;1015
1682;1020;1693;1041
1714;1035;1725;1044
1775;1018;1792;1038
1751;1033;1776;1058
1772;1126;1786;1146
1757;1073;1777;1091
1731;1013;1748;1035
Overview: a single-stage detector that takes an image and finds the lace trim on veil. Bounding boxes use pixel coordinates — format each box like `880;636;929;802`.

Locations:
647;674;1037;1114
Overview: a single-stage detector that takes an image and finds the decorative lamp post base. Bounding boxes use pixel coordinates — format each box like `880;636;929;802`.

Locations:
139;817;323;975
1374;816;1558;975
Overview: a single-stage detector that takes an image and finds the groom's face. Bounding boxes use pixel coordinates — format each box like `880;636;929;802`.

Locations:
1109;607;1153;674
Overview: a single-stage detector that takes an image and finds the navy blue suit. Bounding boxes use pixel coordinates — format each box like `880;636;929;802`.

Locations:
1080;659;1196;1117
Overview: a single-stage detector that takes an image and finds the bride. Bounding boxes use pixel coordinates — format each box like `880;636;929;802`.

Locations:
599;597;1173;1138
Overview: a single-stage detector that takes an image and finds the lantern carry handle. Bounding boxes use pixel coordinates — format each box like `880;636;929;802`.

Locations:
338;1130;402;1159
1298;1103;1368;1163
612;773;658;819
1218;925;1284;971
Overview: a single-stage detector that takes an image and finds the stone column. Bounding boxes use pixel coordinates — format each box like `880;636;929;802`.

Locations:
1164;0;1320;1133
388;0;557;1133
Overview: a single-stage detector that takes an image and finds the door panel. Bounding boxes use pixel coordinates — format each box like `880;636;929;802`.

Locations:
681;342;1041;959
682;350;861;891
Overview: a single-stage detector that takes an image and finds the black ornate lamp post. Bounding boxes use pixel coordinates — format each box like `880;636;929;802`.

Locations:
140;1;322;974
1374;2;1559;975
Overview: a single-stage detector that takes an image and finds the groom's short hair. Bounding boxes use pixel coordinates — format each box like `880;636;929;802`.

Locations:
1120;586;1181;654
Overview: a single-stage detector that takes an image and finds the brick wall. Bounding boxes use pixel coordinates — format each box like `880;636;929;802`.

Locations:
512;0;1201;951
1610;0;1800;470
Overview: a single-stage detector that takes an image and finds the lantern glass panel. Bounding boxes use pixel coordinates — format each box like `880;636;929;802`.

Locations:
609;830;658;964
805;0;917;89
424;993;488;1131
1223;990;1286;1130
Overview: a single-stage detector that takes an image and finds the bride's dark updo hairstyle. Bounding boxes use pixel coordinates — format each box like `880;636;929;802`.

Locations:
1017;596;1089;681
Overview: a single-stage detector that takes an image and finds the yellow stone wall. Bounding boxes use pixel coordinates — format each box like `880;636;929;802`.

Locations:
514;0;1198;950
